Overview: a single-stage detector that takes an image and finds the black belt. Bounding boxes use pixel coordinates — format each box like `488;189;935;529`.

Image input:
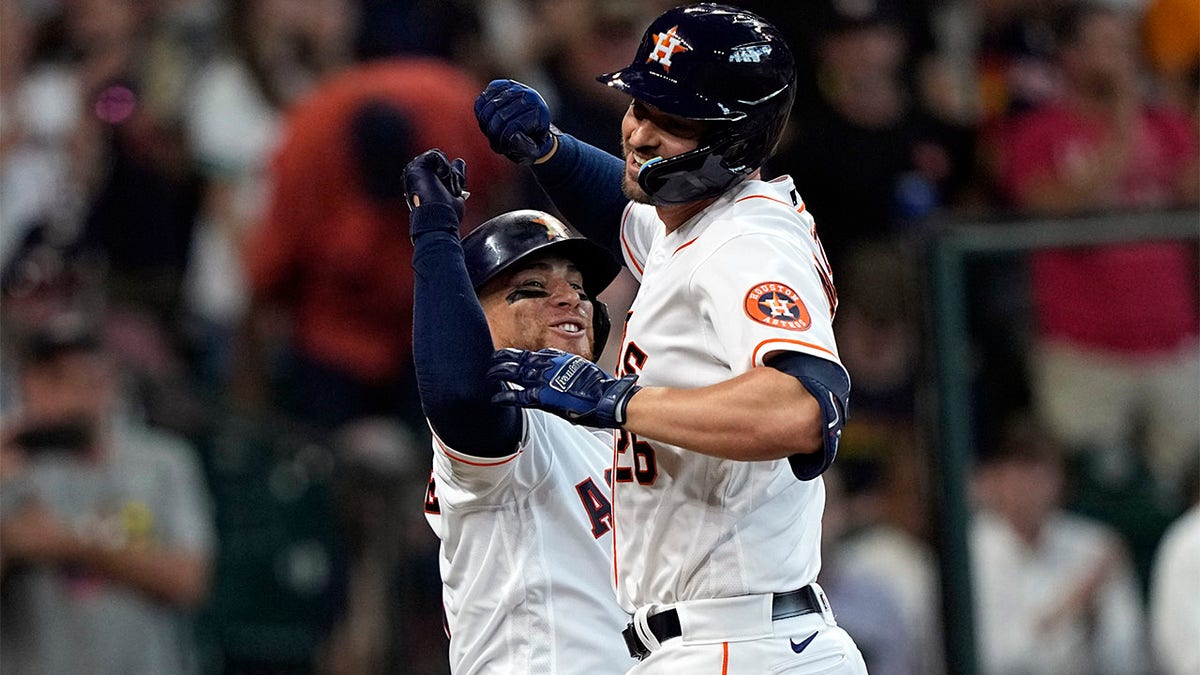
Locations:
622;585;824;660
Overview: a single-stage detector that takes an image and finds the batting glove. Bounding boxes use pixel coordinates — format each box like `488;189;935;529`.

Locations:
488;348;641;428
402;148;468;237
474;80;559;165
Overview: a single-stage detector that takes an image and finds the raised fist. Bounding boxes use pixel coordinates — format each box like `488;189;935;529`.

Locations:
402;148;467;230
474;80;559;165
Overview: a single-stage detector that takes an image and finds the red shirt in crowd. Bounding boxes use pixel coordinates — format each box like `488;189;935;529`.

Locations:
1000;101;1199;355
248;59;513;383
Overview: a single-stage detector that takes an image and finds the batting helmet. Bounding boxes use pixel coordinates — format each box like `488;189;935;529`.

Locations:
462;210;622;360
598;3;796;204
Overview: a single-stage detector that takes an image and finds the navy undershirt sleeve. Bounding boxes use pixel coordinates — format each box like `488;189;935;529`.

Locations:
765;351;851;480
532;133;628;259
411;203;521;457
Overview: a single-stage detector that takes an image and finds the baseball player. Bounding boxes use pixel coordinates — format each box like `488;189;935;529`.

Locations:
403;149;631;673
476;4;868;673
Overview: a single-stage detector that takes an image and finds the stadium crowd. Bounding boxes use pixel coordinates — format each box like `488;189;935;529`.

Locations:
0;0;1195;673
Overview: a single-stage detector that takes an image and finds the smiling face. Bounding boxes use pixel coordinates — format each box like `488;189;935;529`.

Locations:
620;99;708;204
479;254;596;359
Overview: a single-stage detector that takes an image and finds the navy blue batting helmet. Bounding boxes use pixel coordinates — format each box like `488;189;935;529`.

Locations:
598;3;796;204
462;210;621;359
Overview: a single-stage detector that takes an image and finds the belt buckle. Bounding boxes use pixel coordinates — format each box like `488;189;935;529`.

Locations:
622;622;650;661
806;583;835;622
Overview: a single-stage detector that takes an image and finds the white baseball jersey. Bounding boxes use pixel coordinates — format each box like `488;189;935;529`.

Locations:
424;411;630;674
611;175;846;614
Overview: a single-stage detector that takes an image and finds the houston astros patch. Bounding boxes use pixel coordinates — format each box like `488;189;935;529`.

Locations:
744;282;810;331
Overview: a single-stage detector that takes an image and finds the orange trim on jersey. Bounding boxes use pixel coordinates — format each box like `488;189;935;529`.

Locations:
751;338;837;364
620;206;645;275
610;430;620;590
721;642;729;674
433;435;520;466
733;193;806;214
673;237;699;255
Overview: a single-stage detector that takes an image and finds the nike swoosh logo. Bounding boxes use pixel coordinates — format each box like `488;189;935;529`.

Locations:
827;392;840;429
790;631;818;654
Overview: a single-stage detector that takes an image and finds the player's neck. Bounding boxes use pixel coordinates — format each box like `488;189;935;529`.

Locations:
657;197;716;234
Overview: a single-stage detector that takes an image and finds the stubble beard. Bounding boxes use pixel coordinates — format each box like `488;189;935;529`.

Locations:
621;138;655;205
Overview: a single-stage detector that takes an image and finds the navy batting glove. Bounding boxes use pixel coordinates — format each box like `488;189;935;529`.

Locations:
488;348;641;428
474;80;559;165
402;149;467;237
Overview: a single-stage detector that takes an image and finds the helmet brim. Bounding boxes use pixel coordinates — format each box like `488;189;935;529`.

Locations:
597;66;746;122
471;236;622;300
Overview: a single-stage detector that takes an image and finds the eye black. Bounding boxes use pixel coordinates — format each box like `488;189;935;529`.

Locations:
506;289;549;304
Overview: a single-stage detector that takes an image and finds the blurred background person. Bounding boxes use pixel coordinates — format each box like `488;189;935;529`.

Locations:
819;463;922;675
970;414;1147;675
0;314;216;675
316;418;441;674
237;58;515;432
183;0;359;395
766;0;977;274
1148;464;1200;675
989;0;1199;501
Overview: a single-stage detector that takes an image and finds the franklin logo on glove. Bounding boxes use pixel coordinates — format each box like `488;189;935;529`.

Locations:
489;348;641;429
550;358;587;392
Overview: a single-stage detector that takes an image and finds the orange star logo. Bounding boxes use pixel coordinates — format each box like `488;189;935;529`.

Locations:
646;26;690;72
531;216;566;241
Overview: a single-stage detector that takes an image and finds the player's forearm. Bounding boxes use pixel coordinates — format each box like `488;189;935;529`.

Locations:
532;133;628;257
623;367;823;461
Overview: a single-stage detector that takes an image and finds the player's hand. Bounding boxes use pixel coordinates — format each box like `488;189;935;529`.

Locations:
474;80;559;165
488;348;640;429
402;148;467;236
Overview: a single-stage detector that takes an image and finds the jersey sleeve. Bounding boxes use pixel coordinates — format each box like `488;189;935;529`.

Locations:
691;228;845;379
429;412;552;507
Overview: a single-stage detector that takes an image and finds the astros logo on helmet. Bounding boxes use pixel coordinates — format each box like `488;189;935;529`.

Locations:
647;26;690;71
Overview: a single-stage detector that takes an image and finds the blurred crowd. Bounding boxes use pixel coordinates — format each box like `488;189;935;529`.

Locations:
0;0;1196;674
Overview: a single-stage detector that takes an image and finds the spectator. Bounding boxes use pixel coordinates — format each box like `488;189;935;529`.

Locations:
976;0;1064;124
824;452;945;675
1148;466;1200;675
819;464;921;675
992;1;1199;497
1141;0;1200;111
970;414;1147;675
774;0;976;274
54;0;206;335
1;0;215;436
182;0;359;393
241;58;516;429
316;418;440;673
0;314;216;675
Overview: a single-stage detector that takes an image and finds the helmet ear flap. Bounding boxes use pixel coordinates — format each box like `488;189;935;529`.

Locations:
591;299;612;362
635;130;753;204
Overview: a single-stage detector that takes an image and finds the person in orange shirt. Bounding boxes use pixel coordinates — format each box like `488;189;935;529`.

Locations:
242;58;516;430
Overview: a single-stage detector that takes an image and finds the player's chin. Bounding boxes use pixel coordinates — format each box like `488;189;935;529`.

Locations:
544;332;593;360
621;175;654;205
